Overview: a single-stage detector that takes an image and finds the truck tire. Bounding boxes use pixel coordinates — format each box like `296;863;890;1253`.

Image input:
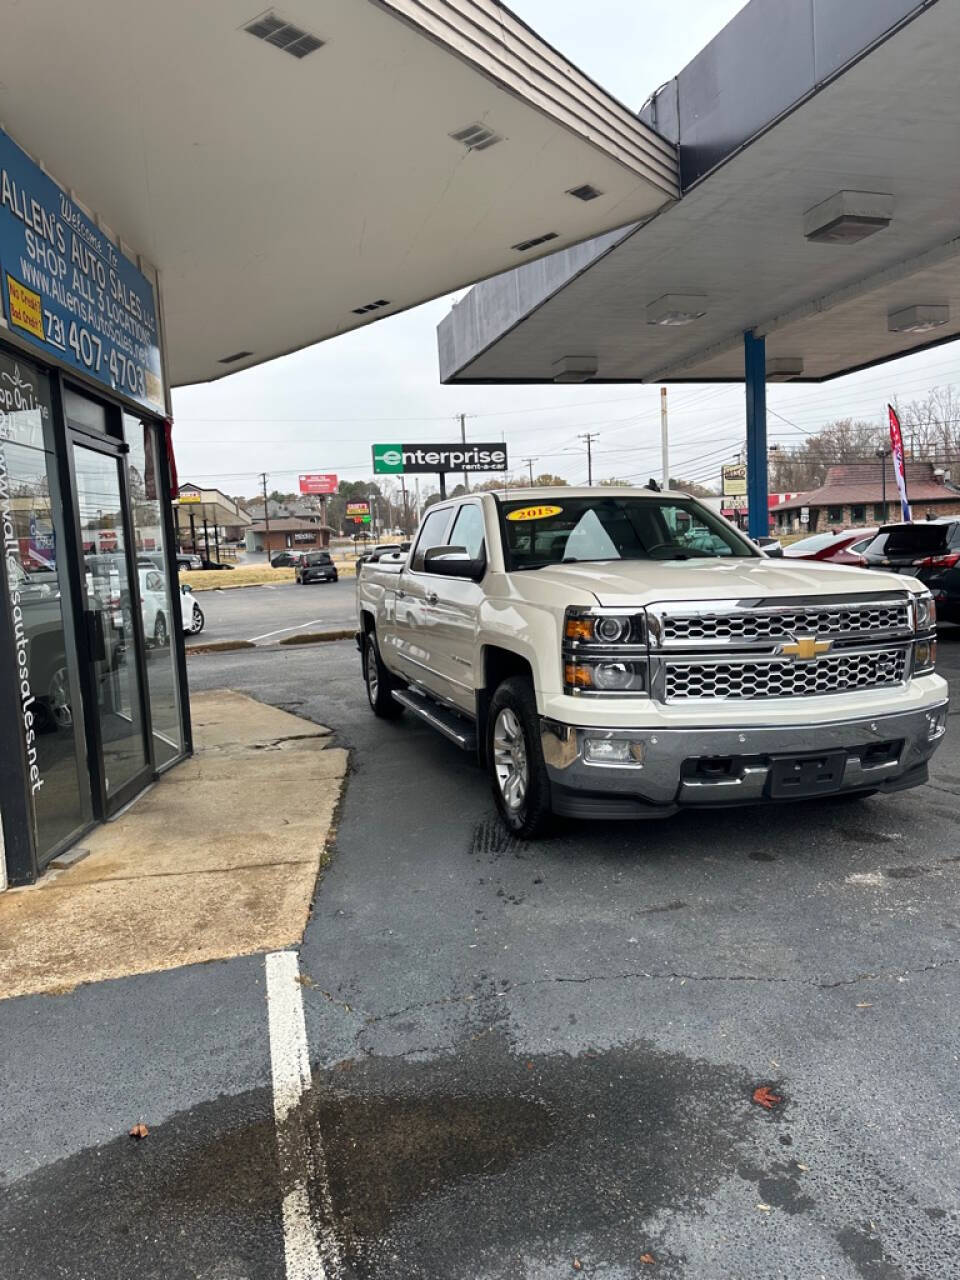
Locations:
364;628;404;719
487;677;552;838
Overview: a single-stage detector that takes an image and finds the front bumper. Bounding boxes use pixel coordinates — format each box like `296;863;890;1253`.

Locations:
541;701;949;820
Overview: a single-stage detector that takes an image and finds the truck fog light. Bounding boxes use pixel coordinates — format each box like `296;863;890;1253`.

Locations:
583;737;645;766
926;708;948;741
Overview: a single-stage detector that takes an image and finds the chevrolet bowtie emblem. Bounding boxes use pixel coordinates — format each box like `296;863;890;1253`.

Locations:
781;636;831;661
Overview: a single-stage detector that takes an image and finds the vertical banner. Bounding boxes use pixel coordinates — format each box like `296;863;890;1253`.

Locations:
887;405;911;522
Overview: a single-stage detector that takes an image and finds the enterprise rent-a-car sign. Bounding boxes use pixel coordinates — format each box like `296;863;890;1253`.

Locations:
373;442;508;475
0;129;164;413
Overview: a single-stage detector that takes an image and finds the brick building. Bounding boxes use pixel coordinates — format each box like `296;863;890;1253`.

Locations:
245;520;332;554
772;462;960;533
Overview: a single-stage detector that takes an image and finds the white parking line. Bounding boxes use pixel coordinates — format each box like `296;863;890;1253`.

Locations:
248;619;327;644
266;950;342;1279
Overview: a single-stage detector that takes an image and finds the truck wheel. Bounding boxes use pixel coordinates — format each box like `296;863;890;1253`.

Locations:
364;628;404;719
487;677;552;838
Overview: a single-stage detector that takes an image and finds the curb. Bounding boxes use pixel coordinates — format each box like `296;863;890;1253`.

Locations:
279;629;355;646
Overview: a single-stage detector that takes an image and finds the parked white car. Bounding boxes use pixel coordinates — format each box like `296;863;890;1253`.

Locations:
132;568;204;644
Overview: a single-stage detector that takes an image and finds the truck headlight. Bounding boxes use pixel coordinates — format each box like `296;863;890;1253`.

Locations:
565;660;646;693
914;592;937;632
914;638;937;674
563;607;650;695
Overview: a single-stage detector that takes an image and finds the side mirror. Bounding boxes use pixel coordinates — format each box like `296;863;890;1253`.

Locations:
422;545;486;580
764;545;784;558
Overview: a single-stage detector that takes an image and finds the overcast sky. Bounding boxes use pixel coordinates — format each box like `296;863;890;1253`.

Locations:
170;0;959;500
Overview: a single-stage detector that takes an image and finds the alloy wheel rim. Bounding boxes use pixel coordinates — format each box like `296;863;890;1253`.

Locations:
493;707;528;811
366;642;379;701
49;667;73;728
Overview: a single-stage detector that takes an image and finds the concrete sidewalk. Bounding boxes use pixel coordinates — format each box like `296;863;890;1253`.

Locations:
0;690;348;999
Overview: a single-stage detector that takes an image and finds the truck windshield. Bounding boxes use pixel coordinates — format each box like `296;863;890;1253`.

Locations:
498;496;756;568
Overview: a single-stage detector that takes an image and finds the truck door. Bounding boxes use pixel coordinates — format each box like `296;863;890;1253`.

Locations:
420;501;487;714
391;505;453;688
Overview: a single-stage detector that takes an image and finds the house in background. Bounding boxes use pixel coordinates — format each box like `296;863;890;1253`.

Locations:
246;520;333;554
773;462;960;533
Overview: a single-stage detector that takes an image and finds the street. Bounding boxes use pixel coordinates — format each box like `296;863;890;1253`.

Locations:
185;578;358;647
2;630;959;1278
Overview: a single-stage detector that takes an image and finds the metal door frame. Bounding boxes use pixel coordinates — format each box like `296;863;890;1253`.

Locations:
59;378;156;818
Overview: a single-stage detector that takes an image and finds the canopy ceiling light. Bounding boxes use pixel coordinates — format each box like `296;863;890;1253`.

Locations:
645;294;707;327
765;356;805;381
887;304;950;334
552;355;598;383
803;190;893;244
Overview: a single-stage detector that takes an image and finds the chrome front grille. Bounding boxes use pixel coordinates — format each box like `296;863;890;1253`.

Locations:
662;602;909;645
664;648;908;702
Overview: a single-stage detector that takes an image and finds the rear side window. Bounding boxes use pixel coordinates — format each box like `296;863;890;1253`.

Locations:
411;507;453;571
448;504;486;560
883;525;949;556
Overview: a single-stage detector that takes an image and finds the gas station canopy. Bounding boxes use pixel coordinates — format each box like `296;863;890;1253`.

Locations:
438;0;960;386
0;0;677;388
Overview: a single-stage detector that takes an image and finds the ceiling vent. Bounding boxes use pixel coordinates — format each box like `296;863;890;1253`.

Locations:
646;294;707;327
218;350;253;364
244;12;325;58
766;357;805;382
449;123;503;152
512;232;559;253
888;304;950;334
567;184;603;202
352;299;391;316
803;191;892;244
552;356;598;384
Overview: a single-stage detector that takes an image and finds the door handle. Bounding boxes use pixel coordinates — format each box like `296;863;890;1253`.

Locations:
426;592;439;606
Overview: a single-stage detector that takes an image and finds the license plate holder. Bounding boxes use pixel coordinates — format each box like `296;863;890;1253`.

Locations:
768;750;847;799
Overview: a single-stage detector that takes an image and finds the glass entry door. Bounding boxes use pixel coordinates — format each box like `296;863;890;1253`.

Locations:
71;442;151;810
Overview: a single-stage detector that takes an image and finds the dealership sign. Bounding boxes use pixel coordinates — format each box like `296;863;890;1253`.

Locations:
721;462;747;497
345;500;370;517
299;473;337;495
372;442;508;475
0;129;164;412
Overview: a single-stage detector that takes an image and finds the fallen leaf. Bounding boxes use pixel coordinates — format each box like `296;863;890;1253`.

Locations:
128;1123;149;1140
295;973;317;989
756;1203;772;1212
573;1260;583;1271
752;1085;783;1110
640;1253;656;1264
796;1162;809;1172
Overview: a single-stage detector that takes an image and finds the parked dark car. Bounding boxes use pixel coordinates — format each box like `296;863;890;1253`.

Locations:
784;527;878;565
271;550;303;568
861;520;960;621
296;551;338;584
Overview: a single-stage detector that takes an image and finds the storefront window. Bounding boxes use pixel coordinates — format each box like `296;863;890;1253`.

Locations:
124;414;184;767
0;352;91;862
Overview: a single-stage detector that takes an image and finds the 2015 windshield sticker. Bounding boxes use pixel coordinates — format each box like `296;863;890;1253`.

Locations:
506;505;563;522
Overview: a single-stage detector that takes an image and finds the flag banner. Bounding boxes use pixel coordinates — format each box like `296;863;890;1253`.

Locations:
888;405;911;522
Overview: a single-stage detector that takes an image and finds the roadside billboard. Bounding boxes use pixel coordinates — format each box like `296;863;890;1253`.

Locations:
299;473;338;495
345;501;370;517
372;442;508;474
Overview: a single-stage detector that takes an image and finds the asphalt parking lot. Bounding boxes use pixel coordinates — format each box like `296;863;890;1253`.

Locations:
184;577;357;647
3;629;960;1278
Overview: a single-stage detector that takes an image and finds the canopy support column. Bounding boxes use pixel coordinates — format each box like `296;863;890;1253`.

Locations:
744;330;768;540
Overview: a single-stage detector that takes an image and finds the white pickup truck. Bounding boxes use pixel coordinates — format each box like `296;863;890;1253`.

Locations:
356;487;948;837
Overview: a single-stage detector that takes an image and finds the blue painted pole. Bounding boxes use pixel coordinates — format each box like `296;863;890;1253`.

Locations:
744;330;768;540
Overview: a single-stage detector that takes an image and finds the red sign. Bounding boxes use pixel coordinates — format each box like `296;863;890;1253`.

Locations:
299;473;338;495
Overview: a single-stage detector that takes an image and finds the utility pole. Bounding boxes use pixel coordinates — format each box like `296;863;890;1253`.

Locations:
521;456;538;485
579;433;599;486
660;387;670;490
260;472;271;558
458;412;470;493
